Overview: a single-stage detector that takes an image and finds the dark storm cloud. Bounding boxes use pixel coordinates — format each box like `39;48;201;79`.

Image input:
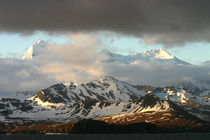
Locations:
1;0;210;45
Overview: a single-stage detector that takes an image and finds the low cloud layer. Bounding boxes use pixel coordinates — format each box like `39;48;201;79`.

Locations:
0;35;210;96
103;62;210;87
0;59;56;95
1;0;210;46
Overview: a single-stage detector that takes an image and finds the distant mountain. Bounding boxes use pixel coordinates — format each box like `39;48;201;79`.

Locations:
22;40;190;65
99;49;191;65
15;91;37;101
22;40;47;60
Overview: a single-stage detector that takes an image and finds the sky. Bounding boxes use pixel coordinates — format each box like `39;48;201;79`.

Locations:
0;0;210;95
0;32;210;65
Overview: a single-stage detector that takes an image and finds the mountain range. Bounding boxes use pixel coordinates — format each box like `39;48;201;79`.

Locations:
22;40;190;65
0;40;210;133
0;76;210;133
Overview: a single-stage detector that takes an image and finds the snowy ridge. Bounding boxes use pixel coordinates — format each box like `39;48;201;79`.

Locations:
141;48;174;59
99;49;191;65
1;76;210;122
180;81;210;95
31;76;146;105
0;94;174;122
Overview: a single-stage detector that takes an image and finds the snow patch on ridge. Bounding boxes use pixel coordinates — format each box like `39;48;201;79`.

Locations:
141;48;174;59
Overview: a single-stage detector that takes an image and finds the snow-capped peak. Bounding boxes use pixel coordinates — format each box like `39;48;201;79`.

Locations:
99;49;190;65
141;48;174;60
22;40;47;60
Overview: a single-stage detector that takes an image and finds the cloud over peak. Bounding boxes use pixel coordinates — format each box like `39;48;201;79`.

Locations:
0;35;210;95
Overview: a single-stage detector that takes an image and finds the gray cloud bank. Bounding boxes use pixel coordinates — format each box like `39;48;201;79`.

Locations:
104;62;210;87
0;59;56;95
1;0;210;45
1;55;210;95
